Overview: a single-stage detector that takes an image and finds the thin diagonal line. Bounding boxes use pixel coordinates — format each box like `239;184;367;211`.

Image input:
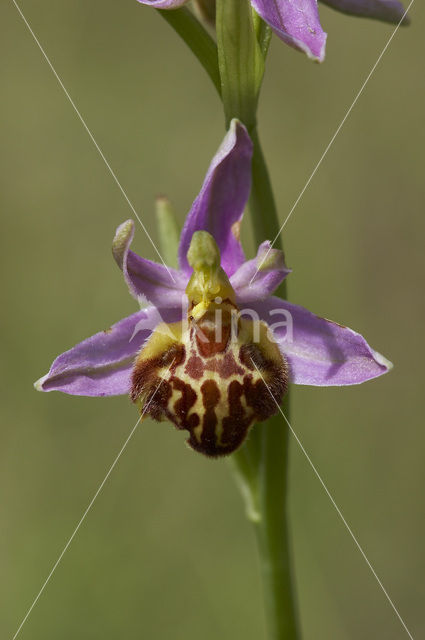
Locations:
11;367;173;640
251;360;414;640
250;0;415;285
11;0;176;283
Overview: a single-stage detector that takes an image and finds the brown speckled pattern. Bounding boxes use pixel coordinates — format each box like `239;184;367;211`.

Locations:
131;309;288;457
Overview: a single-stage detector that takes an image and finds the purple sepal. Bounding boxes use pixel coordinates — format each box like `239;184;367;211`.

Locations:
35;307;182;396
320;0;409;24
178;119;253;278
253;297;392;385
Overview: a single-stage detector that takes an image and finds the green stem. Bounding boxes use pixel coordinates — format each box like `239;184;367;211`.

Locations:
248;127;284;267
155;4;299;637
157;7;221;96
233;123;298;640
215;1;299;636
246;138;299;639
255;403;298;640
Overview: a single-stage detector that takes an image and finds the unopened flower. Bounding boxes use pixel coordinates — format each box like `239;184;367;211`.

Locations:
36;120;391;456
137;0;409;62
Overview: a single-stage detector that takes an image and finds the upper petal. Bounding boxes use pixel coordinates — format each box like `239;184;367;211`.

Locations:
113;220;187;308
251;0;327;62
251;297;392;385
35;306;182;396
319;0;409;25
231;241;291;303
178;119;253;278
137;0;188;8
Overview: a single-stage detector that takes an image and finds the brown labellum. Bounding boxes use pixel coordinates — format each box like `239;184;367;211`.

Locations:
131;304;288;457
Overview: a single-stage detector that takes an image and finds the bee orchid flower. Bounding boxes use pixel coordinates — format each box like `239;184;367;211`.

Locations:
138;0;409;62
36;120;391;456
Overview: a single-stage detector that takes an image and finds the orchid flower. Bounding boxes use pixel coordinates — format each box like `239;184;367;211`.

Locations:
36;120;391;456
138;0;408;62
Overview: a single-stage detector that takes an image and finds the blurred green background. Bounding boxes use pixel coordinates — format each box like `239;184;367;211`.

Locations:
1;1;424;638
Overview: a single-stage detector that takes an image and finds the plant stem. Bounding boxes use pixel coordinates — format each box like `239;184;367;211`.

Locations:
216;0;299;635
246;130;299;639
155;4;299;636
232;121;299;639
248;126;285;265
